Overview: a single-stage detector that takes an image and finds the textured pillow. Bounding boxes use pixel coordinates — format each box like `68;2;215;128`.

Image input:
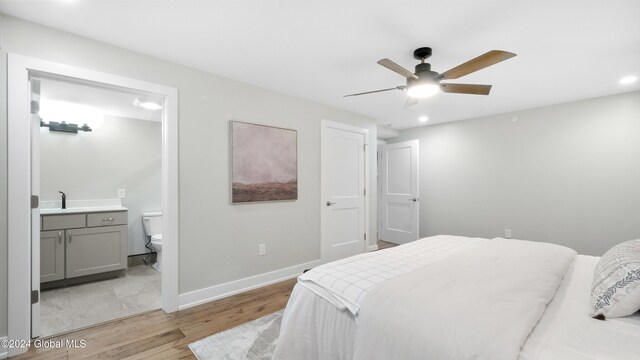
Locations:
591;239;640;319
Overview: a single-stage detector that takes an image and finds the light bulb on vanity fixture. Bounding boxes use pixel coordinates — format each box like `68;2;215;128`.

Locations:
419;116;429;123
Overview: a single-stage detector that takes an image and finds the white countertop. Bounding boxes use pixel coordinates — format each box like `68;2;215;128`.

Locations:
40;206;128;215
39;199;127;215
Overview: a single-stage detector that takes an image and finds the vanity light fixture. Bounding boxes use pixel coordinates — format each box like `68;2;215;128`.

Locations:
133;97;163;110
40;120;92;133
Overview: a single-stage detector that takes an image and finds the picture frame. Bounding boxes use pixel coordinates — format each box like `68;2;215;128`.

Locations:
230;121;298;203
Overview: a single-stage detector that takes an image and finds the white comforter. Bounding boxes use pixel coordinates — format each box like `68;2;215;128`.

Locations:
352;238;576;360
274;250;640;360
298;235;486;314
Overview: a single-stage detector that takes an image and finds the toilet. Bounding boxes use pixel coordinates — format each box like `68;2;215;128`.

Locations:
142;212;163;272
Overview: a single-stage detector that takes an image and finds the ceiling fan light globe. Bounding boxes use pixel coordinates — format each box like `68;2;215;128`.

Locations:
407;83;440;98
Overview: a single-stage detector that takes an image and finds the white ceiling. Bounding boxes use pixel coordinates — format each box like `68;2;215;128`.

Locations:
1;0;639;129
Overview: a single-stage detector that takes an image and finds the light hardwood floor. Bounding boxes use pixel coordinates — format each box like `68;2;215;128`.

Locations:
12;278;297;359
377;239;398;250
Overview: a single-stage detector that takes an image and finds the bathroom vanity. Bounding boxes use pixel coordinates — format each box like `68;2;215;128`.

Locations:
40;206;128;285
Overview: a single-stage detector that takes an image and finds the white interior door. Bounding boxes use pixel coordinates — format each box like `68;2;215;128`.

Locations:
30;77;41;338
380;140;419;244
321;121;368;262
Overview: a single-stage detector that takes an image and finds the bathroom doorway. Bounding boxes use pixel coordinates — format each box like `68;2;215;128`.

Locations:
7;54;179;354
35;76;164;337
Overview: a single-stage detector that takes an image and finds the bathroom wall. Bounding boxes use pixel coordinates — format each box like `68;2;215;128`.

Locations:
0;13;378;333
390;91;640;256
40;116;162;255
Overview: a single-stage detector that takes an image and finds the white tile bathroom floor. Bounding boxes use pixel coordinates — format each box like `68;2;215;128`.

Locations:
40;264;162;338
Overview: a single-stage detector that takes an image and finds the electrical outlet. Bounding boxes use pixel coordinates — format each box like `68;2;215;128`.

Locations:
118;189;126;199
504;229;512;239
259;243;266;256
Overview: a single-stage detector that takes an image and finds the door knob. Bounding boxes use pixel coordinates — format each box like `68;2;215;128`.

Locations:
409;197;417;202
326;201;336;206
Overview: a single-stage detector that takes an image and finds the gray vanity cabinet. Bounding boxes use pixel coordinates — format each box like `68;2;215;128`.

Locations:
40;210;128;283
40;230;65;282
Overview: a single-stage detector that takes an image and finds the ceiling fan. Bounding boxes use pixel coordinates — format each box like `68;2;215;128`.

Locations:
344;47;517;108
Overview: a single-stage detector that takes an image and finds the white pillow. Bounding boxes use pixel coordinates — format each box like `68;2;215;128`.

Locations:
591;239;640;319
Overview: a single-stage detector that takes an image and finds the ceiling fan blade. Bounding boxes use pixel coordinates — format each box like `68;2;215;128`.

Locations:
440;83;492;95
439;50;516;80
404;96;419;109
344;85;406;97
377;59;419;80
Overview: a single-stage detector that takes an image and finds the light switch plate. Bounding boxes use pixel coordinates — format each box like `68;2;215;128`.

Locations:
118;189;126;199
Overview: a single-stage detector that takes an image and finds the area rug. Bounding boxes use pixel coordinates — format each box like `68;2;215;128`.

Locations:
188;310;283;360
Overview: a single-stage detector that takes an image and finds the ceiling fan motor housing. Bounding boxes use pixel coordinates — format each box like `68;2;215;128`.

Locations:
409;62;440;87
406;60;441;98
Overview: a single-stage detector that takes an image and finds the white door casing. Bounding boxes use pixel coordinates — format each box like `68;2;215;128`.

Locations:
380;140;419;244
321;120;368;262
30;77;41;338
376;141;386;242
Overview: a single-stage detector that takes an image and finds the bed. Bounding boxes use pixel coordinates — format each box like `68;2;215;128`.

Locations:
272;235;640;360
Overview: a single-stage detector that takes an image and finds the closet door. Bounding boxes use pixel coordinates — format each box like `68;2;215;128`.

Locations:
380;140;420;244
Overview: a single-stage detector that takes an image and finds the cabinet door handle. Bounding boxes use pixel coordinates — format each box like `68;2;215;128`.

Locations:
102;217;114;222
68;232;72;244
58;231;62;245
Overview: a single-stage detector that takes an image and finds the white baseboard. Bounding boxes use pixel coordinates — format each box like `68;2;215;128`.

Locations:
0;336;7;359
178;259;322;310
368;244;379;252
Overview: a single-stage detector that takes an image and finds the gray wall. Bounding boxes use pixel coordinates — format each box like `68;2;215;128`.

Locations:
40;116;162;255
0;14;377;336
391;91;640;256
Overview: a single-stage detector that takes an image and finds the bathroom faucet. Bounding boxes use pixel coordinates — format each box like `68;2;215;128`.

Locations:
59;191;66;209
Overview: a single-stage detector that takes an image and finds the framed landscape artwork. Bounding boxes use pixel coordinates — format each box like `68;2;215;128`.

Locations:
231;121;298;203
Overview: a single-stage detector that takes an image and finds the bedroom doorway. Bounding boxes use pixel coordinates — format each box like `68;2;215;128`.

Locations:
378;140;420;244
320;120;369;262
